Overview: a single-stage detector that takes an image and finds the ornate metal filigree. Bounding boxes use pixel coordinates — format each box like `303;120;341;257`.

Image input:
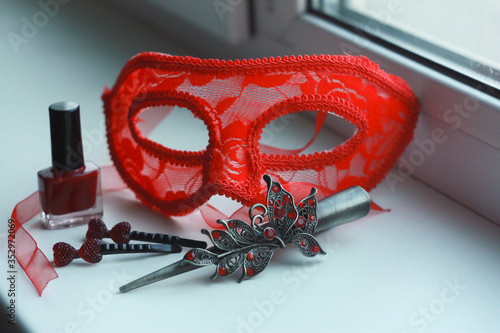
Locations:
181;175;326;282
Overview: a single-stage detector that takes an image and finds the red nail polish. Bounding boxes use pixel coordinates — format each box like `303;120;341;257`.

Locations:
37;102;103;229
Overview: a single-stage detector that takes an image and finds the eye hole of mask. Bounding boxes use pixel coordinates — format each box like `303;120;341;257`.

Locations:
259;111;357;156
139;105;210;152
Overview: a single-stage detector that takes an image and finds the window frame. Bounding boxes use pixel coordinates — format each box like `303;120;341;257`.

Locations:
309;0;500;97
253;0;500;223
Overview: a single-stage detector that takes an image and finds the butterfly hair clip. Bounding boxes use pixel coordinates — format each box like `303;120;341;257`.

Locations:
120;175;371;292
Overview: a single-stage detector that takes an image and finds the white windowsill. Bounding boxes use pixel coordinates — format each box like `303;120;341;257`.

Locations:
1;1;499;332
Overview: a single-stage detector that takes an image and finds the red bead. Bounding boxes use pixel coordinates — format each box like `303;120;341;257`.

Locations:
308;199;315;207
272;185;280;193
309;215;316;222
299;202;305;208
247;252;255;261
268;199;274;206
212;231;221;240
246;268;254;276
300;240;307;247
228;221;236;228
186;251;195;261
295;217;305;228
288;211;297;219
274;206;285;218
283;194;292;203
277;199;282;205
218;267;227;276
264;227;276;240
312;246;320;253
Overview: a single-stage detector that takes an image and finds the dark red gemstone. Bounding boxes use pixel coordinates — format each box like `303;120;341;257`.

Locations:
300;240;307;247
186;251;195;261
264;227;276;240
288;211;297;219
218;266;227;276
309;215;316;222
277;199;282;205
247;252;255;261
274;206;285;218
272;185;280;193
268;199;274;206
212;231;221;240
295;217;306;228
308;198;315;207
299;202;305;208
246;268;254;276
312;246;320;253
283;194;292;203
228;221;236;228
53;242;78;267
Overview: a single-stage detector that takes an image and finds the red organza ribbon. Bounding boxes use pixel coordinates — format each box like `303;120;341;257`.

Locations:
10;166;126;295
9;192;54;296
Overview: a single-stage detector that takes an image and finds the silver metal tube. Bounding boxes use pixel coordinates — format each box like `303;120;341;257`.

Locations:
316;186;371;232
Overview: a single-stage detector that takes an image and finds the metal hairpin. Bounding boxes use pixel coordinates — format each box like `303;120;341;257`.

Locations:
120;175;371;293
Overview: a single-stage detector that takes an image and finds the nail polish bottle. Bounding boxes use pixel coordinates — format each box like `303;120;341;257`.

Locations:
38;102;103;229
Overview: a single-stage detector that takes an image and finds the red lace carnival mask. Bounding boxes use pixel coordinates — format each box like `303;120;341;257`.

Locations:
102;53;418;216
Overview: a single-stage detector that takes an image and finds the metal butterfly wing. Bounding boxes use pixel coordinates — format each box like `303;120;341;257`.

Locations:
181;175;326;282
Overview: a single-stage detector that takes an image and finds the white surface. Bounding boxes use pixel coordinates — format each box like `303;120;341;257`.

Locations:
108;0;251;44
1;1;500;333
